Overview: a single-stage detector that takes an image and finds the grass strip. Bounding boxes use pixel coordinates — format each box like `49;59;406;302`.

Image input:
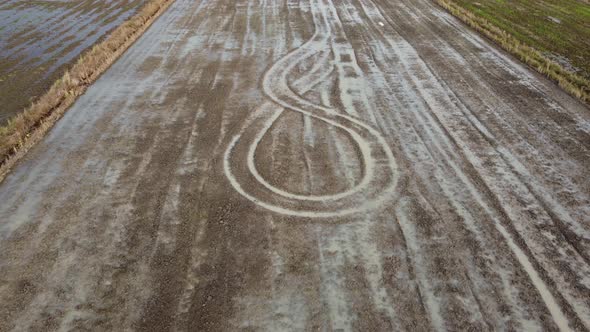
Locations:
0;0;176;183
434;0;590;104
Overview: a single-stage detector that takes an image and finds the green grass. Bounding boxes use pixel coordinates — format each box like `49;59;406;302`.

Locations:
435;0;590;104
452;0;590;79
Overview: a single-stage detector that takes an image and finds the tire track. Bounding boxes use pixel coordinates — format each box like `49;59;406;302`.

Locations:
0;0;589;330
224;0;398;218
352;0;589;329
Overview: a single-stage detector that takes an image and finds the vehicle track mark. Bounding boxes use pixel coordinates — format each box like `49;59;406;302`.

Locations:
224;0;398;218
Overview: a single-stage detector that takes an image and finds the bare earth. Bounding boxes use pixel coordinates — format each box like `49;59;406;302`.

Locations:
1;0;590;331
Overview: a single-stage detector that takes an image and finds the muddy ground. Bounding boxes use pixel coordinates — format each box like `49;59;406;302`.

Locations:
0;0;147;123
0;0;590;331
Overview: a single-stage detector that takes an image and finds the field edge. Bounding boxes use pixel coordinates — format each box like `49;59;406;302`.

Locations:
434;0;590;105
0;0;177;183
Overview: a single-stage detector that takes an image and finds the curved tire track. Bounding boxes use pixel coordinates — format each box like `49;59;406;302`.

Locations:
224;0;398;218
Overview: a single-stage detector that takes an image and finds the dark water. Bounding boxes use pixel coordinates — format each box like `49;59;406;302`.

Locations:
0;0;146;124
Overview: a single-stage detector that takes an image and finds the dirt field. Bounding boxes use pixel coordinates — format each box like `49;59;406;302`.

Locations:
0;0;147;123
0;0;589;330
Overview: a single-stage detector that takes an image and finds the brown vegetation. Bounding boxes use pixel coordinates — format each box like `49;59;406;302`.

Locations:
0;0;176;182
435;0;590;104
0;0;147;122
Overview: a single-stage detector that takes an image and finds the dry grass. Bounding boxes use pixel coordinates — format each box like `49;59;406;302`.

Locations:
0;0;176;182
435;0;590;104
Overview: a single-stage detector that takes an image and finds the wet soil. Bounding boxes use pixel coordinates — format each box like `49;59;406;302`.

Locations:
0;0;589;331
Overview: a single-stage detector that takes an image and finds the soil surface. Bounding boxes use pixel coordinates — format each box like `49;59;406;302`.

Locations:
0;0;146;123
1;0;590;331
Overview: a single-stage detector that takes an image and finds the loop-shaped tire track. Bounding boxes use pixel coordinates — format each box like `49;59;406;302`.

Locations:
224;0;398;218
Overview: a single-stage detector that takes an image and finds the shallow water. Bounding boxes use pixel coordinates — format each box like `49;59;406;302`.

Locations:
0;0;146;123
